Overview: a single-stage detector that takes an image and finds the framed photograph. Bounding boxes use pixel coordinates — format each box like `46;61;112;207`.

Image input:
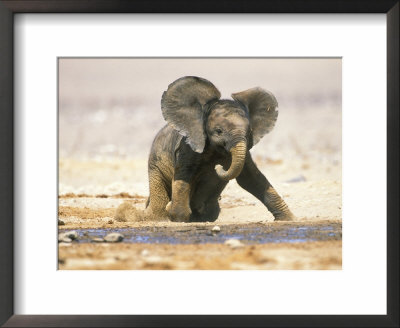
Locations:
0;1;398;327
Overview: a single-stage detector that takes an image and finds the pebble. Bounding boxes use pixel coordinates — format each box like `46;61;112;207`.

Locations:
140;249;150;257
284;175;306;183
91;237;104;243
104;232;124;243
211;226;221;233
224;239;244;249
58;219;65;226
62;231;78;240
58;231;78;242
58;235;72;243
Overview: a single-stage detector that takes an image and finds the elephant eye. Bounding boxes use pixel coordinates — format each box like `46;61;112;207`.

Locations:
215;128;223;135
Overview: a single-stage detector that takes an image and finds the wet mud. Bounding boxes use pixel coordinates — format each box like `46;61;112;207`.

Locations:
61;222;341;245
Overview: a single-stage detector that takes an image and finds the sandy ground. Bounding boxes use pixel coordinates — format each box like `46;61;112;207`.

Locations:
58;156;342;270
59;241;341;270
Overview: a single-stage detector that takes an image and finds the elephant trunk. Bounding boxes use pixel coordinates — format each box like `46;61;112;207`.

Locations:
215;140;247;181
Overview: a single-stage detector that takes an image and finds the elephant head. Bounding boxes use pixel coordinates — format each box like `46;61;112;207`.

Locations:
161;76;279;181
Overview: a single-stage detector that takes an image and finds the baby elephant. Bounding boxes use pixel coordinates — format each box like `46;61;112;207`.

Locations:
116;76;294;222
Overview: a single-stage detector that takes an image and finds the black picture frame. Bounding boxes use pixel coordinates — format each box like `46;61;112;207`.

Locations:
0;1;398;327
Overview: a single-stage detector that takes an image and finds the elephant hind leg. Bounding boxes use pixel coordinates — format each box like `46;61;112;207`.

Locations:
115;170;171;222
147;170;172;221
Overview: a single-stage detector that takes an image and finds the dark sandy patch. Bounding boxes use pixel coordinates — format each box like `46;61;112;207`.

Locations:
59;206;116;220
59;192;146;199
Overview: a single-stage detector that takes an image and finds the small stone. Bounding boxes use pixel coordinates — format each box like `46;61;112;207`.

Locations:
284;175;306;183
91;237;104;243
140;249;150;257
104;232;124;243
211;226;221;233
58;219;65;226
58;235;72;243
224;239;244;249
69;231;79;240
58;231;78;240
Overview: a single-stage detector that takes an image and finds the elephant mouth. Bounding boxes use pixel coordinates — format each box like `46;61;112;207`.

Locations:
215;145;228;154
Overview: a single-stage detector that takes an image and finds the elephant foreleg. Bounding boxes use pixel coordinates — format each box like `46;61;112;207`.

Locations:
166;143;201;222
166;180;192;222
236;153;295;221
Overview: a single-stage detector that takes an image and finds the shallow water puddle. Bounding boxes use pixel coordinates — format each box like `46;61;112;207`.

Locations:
62;222;341;244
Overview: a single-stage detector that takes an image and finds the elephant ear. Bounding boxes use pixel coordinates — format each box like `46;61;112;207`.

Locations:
232;87;278;146
161;76;221;153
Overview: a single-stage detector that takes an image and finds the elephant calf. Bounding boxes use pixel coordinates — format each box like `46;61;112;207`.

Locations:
116;76;294;222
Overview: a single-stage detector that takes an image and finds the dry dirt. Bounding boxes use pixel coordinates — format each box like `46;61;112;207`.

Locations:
59;241;342;270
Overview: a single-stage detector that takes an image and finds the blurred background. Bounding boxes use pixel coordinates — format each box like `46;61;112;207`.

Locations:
59;58;341;163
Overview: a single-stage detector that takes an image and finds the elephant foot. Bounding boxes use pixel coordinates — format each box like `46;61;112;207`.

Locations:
273;212;296;222
190;202;220;222
166;201;191;222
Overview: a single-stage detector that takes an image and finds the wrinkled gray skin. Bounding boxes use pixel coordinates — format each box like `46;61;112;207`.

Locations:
116;76;294;223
